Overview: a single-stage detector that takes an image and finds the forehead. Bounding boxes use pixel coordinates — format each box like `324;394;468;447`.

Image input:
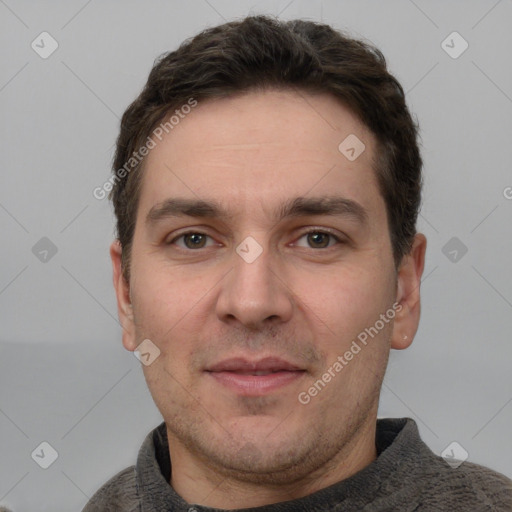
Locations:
137;89;383;224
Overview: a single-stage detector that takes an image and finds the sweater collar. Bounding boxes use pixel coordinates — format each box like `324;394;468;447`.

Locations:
136;417;421;511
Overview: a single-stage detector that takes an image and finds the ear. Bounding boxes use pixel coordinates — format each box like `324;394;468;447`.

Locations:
110;240;138;352
391;233;427;350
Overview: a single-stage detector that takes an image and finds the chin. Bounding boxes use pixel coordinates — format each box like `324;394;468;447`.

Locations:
209;441;313;485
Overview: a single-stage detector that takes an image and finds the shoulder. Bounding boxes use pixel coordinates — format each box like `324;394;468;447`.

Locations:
457;460;512;509
379;418;512;510
418;455;512;510
81;466;139;512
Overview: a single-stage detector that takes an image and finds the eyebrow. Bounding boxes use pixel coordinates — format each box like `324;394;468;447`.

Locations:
146;196;369;226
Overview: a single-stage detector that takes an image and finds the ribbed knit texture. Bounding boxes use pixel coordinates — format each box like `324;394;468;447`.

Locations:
82;417;512;511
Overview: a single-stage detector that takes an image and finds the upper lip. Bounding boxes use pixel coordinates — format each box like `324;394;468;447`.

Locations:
206;357;304;373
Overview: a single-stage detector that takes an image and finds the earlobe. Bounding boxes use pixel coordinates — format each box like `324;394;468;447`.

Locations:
391;299;415;350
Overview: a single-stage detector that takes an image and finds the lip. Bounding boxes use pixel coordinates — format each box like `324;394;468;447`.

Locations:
205;357;306;395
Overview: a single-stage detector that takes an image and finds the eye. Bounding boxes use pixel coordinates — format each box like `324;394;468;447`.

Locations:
168;231;216;250
294;229;343;249
167;229;344;251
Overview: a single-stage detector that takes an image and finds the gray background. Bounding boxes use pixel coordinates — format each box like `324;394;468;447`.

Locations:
1;0;511;510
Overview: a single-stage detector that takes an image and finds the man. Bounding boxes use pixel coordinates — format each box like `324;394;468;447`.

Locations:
84;15;512;512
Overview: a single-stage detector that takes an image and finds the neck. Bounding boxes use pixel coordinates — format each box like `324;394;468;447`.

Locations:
167;418;378;509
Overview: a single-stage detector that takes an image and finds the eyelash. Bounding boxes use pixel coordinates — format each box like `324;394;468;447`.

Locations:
167;228;344;250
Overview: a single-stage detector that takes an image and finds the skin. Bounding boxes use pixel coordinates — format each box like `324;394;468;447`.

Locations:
111;89;426;509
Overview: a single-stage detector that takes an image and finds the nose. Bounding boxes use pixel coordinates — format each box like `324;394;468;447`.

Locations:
215;241;294;330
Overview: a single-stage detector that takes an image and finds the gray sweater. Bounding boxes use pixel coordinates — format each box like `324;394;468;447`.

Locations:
82;418;512;511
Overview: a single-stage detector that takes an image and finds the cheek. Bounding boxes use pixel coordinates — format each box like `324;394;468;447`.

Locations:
296;263;393;348
132;270;202;399
130;266;197;347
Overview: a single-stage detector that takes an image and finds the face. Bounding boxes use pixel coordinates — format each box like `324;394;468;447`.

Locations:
112;89;425;486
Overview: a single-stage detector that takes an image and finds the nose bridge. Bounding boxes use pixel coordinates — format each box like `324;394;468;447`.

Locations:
234;237;274;291
216;235;293;327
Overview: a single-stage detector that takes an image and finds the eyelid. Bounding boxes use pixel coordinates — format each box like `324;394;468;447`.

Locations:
292;227;346;247
166;229;219;247
166;227;346;250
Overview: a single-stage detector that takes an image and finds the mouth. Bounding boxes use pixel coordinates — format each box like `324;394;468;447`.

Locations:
205;357;306;395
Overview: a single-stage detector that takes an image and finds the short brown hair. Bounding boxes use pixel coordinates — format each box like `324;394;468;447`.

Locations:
110;15;422;280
